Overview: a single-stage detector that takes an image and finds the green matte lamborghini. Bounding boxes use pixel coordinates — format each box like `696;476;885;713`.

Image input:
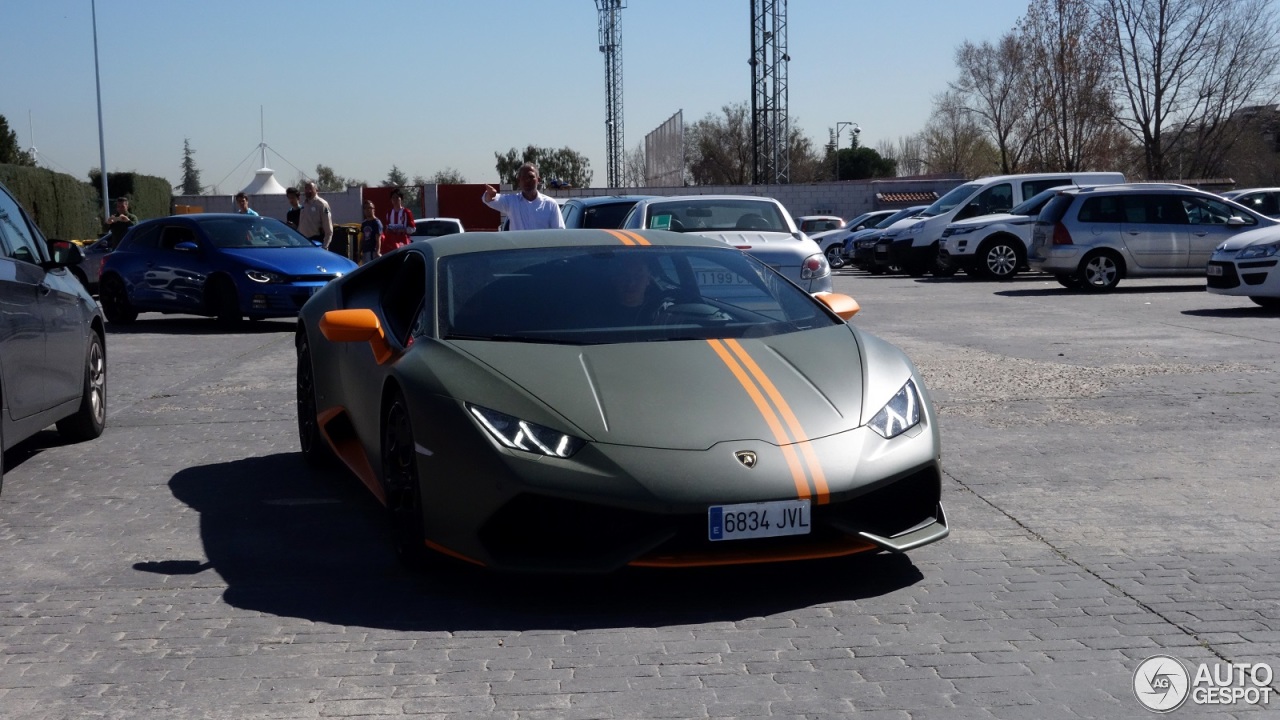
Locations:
295;228;947;572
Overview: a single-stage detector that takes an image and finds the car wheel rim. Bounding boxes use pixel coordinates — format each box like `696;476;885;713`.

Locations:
383;400;418;521
825;246;843;267
88;338;105;424
1084;257;1116;286
987;245;1017;276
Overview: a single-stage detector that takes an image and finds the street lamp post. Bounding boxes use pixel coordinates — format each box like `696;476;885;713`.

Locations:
834;122;860;181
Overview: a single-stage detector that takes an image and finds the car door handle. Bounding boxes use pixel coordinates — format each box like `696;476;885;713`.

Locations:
37;282;52;296
1193;231;1209;237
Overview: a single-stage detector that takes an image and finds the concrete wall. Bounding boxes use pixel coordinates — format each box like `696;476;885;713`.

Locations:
172;186;365;225
545;177;967;221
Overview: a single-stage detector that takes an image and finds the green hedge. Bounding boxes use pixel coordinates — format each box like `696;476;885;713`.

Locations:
88;170;171;221
0;164;100;240
0;165;173;241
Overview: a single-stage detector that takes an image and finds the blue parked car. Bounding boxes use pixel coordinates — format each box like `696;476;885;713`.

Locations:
99;214;357;325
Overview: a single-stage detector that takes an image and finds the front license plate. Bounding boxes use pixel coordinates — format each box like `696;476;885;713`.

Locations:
1206;264;1224;276
708;499;811;541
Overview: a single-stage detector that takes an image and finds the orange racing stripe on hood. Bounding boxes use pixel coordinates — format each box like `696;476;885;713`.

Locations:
706;339;810;500
723;338;830;504
616;229;651;246
602;229;636;246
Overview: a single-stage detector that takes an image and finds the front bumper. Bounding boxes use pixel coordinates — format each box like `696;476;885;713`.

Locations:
888;239;939;272
1206;257;1280;295
242;281;332;317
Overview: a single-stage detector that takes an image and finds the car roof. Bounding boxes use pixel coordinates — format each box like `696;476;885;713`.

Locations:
1055;183;1208;196
563;195;657;207
417;228;732;257
642;195;781;204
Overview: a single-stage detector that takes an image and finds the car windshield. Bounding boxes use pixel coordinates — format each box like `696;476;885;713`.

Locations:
644;199;789;233
201;217;315;248
439;246;838;345
918;183;980;218
874;207;923;229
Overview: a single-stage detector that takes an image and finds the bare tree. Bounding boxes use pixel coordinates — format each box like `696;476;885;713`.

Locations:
1094;0;1280;179
622;142;646;188
921;91;1000;177
1019;0;1119;171
950;32;1037;174
685;103;752;185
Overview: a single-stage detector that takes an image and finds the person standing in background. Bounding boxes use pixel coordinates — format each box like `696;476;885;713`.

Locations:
103;196;137;246
284;187;302;229
481;163;565;230
359;200;383;265
381;189;416;255
234;192;259;216
297;181;334;249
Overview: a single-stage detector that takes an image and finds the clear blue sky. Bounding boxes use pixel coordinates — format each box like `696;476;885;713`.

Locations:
1;0;1030;193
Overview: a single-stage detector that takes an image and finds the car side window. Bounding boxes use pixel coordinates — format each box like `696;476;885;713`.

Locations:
0;187;47;265
958;183;1013;220
1021;179;1071;198
1184;197;1256;226
1077;196;1123;223
159;226;197;250
123;224;161;250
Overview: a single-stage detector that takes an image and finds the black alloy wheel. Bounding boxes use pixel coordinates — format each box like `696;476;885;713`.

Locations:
296;334;334;467
100;276;138;324
382;390;432;570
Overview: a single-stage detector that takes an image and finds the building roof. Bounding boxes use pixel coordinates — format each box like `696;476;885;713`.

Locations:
241;167;288;195
876;191;939;204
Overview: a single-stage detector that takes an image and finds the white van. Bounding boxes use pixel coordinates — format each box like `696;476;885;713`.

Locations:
886;172;1125;276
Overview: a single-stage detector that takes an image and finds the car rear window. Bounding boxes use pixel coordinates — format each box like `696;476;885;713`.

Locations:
1038;194;1076;224
580;202;637;229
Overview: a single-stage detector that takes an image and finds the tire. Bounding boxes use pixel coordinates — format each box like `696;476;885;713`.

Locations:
977;238;1022;280
1250;296;1280;310
210;278;241;326
1;414;5;498
866;265;885;276
100;275;138;324
296;333;334;467
382;390;433;570
55;331;106;442
931;259;958;278
824;244;845;269
1076;251;1122;292
1055;274;1082;289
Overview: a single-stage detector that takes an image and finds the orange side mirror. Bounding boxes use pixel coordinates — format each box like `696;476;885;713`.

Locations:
319;309;394;364
813;292;860;321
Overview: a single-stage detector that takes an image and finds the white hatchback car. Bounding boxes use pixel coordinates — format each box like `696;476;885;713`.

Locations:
1206;224;1280;308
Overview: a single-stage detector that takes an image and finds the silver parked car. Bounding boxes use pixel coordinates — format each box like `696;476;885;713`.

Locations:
1028;184;1276;291
621;195;832;293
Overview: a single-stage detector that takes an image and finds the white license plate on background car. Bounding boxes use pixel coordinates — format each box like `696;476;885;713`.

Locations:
1207;265;1223;276
708;499;811;541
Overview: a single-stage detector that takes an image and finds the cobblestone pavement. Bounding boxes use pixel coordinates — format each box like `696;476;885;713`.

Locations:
0;272;1277;719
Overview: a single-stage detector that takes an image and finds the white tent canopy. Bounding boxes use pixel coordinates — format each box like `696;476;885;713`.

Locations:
241;167;288;195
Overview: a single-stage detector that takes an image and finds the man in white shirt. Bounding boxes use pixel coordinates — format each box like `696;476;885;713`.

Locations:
297;181;334;249
482;163;566;230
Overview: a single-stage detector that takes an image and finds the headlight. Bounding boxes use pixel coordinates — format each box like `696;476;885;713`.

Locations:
867;379;922;440
467;404;585;458
1237;242;1280;260
801;252;831;280
947;225;982;236
245;269;284;283
907;221;925;235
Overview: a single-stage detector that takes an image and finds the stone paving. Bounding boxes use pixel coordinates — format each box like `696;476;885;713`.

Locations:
0;272;1276;718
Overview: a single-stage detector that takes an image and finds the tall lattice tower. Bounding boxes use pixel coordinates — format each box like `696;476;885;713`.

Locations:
750;0;789;184
596;0;625;188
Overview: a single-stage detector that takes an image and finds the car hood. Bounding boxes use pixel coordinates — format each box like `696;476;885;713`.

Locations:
808;228;844;241
451;324;865;450
219;246;356;275
687;230;819;265
949;212;1023;228
1216;224;1280;252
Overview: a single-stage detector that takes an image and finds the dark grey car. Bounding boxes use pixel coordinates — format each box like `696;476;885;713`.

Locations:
0;181;107;493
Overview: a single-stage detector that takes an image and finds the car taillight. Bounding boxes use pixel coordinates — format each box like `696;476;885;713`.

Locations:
1052;222;1073;245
